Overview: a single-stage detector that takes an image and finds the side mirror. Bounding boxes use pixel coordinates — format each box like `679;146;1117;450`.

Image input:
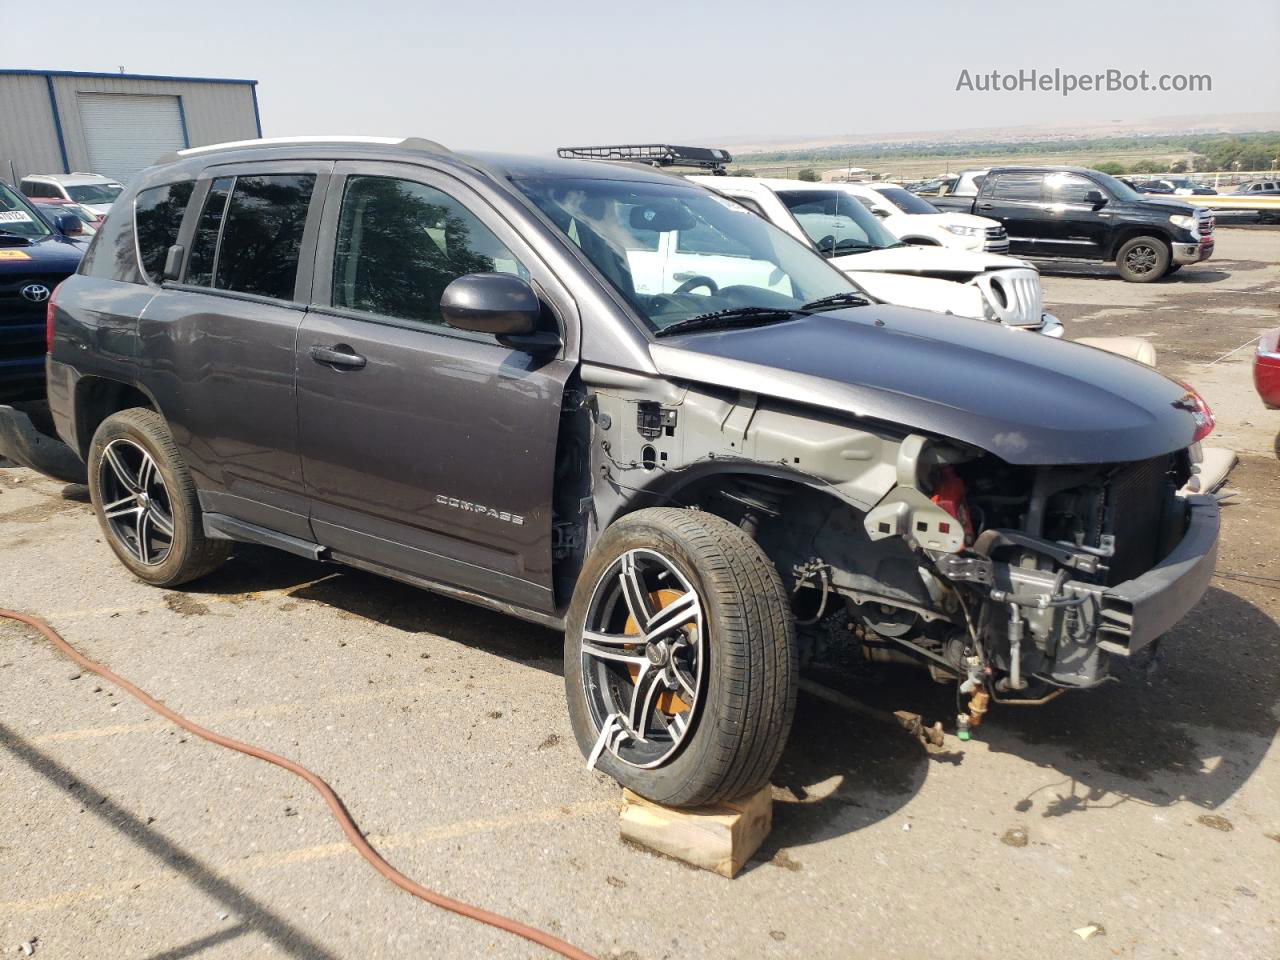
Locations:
1084;190;1106;209
440;273;559;352
872;208;890;218
54;212;82;236
162;244;184;282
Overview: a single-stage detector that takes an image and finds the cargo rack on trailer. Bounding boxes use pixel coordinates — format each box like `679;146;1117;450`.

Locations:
556;144;732;174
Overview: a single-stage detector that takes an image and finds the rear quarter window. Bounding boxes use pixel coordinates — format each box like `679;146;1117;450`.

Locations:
134;181;195;284
79;194;145;284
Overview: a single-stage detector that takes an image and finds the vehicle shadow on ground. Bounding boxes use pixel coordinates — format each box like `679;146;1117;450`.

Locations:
979;586;1278;817
184;545;565;669
845;585;1277;820
1035;262;1233;284
177;552;1277;855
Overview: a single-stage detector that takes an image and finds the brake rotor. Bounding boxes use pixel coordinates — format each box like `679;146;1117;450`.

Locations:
624;587;692;715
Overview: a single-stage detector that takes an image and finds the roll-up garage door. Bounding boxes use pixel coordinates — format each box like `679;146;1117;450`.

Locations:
77;93;187;182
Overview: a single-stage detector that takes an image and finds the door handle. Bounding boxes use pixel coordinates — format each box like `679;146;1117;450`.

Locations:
672;271;696;281
977;202;995;210
310;344;366;369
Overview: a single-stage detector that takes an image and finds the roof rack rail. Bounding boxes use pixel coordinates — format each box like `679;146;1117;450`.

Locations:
557;144;733;174
164;136;450;163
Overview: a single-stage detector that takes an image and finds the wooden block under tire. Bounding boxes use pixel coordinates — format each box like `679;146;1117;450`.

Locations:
619;785;772;878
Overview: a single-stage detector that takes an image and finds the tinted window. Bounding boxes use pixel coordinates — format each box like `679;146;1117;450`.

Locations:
333;176;528;327
187;177;232;288
873;187;939;215
134;181;194;284
214;175;315;300
1043;172;1099;204
988;173;1043;201
66;183;123;205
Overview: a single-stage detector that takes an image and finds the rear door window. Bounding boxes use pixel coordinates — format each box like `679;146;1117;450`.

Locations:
186;174;316;300
134;181;195;284
988;173;1044;202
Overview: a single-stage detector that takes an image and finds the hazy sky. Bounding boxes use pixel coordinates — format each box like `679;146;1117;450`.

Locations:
5;0;1278;152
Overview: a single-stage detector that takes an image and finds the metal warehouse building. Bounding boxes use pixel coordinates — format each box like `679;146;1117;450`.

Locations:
0;69;261;185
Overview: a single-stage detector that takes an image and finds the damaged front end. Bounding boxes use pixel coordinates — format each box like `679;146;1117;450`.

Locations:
788;432;1220;738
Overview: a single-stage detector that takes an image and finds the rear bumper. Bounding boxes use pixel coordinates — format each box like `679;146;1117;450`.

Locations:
0;401;87;484
1096;495;1219;653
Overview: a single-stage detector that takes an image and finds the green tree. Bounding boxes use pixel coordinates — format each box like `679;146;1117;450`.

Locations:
1169;159;1188;173
1130;159;1161;175
1093;161;1128;175
796;168;821;182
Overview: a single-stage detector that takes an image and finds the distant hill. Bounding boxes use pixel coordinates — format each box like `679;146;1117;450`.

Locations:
720;112;1280;156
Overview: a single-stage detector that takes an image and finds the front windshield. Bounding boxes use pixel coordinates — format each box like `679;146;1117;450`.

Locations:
0;182;52;239
66;183;123;205
1091;171;1144;203
776;190;900;256
871;186;940;215
514;176;857;335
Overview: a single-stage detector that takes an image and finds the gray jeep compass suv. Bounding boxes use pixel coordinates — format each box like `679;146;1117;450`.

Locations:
47;137;1219;807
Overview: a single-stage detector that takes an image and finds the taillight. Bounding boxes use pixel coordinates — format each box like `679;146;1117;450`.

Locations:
45;282;59;352
1174;380;1214;443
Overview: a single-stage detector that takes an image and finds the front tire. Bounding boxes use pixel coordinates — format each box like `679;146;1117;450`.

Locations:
564;508;796;807
1116;236;1171;282
88;408;230;587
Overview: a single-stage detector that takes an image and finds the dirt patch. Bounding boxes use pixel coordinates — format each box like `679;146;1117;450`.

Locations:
1196;813;1234;832
1001;827;1030;848
0;497;90;524
537;733;561;751
164;593;211;617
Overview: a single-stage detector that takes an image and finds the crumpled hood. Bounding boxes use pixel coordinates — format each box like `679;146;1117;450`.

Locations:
830;245;1028;276
649;306;1197;465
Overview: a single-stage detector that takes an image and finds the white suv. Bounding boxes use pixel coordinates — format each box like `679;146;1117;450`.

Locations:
841;182;1009;253
19;173;125;217
688;175;1061;337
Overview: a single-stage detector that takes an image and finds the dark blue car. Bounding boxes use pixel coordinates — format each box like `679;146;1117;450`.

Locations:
1;180;88;400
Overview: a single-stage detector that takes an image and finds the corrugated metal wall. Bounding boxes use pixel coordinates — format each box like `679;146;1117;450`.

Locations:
1;72;259;184
0;74;65;183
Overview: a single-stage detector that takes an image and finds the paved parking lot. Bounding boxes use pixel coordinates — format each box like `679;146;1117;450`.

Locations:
2;228;1277;960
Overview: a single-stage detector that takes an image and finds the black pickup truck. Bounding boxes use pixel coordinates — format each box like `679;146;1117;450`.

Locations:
925;166;1214;282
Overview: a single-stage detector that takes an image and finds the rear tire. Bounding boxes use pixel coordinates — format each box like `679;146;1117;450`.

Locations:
564;508;796;807
1116;236;1171;282
88;408;230;587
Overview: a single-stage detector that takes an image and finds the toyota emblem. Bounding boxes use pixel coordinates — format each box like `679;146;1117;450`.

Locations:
20;283;51;303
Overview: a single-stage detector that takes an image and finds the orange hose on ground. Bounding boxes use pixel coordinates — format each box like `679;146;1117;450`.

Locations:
1;607;596;960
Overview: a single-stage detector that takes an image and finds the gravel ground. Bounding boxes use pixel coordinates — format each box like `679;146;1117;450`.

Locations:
1;228;1277;960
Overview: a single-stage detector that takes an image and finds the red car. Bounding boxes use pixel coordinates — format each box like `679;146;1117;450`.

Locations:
1256;328;1280;409
28;196;102;234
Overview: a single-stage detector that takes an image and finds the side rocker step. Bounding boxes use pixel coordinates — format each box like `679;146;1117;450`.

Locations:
202;513;329;561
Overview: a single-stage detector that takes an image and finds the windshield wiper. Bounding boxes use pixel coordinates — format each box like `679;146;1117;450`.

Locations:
800;292;870;312
0;229;33;243
824;242;878;255
655;307;797;338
